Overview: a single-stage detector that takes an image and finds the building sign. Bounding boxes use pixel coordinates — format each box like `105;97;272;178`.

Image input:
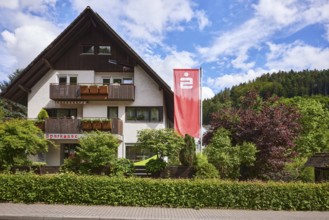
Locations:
174;69;200;138
45;133;84;140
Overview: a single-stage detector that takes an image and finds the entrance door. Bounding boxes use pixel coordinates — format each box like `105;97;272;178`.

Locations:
60;144;79;164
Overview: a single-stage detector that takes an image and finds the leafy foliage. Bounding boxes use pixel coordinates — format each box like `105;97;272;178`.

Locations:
0;119;48;170
136;128;185;160
179;134;196;166
110;158;135;177
284;157;314;182
37;108;49;120
283;97;329;156
205;91;301;180
145;158;166;175
204;128;257;179
0;173;328;210
0;98;26;119
194;153;219;179
63;131;119;174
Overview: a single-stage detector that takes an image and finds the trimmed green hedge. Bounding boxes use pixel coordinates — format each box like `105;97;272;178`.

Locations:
0;173;328;210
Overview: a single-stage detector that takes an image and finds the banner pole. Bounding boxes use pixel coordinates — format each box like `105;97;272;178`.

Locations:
199;67;203;152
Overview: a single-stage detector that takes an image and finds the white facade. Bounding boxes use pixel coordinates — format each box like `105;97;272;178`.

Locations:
28;66;168;166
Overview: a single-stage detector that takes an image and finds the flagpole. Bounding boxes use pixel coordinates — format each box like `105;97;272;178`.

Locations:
199;67;203;152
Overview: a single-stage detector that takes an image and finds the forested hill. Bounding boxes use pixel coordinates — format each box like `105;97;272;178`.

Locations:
203;69;329;124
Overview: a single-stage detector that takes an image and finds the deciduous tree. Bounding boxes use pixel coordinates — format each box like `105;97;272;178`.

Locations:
0;119;48;170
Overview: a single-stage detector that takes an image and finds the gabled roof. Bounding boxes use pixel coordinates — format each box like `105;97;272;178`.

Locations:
1;6;173;121
305;153;329;168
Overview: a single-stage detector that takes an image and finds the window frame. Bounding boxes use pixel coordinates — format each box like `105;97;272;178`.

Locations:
81;45;95;55
107;106;119;119
125;107;163;122
98;45;111;55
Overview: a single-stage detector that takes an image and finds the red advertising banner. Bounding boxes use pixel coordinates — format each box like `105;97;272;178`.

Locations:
174;69;200;138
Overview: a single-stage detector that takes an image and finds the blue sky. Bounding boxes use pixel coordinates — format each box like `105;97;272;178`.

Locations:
1;0;329;99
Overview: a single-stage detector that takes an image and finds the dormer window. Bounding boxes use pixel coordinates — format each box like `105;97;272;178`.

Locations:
82;45;94;54
98;46;111;55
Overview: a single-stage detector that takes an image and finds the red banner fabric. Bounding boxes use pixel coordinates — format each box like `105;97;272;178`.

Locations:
174;69;200;138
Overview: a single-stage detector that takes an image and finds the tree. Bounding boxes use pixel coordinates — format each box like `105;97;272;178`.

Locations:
136;128;185;160
205;91;301;179
0;98;26;119
0;69;22;93
76;131;119;172
204;128;257;179
284;97;329;156
0;119;48;170
179;134;196;166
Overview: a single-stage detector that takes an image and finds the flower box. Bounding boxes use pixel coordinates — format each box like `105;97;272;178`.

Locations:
102;120;112;130
89;85;98;94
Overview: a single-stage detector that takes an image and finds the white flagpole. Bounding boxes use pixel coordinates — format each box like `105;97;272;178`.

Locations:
199;67;203;152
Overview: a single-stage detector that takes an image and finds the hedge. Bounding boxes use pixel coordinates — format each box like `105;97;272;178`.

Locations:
0;173;328;210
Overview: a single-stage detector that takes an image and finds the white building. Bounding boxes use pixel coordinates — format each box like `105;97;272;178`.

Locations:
2;7;174;166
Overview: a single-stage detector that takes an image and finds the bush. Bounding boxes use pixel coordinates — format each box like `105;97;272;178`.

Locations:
194;153;219;179
37;108;49;120
179;134;196;166
110;158;135;177
0;173;328;210
145;158;166;175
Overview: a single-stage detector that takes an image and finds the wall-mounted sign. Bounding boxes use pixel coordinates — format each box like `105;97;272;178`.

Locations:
45;133;84;140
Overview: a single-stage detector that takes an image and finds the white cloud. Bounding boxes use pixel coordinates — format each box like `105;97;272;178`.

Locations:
145;49;198;89
195;10;211;31
202;86;215;100
324;24;329;42
20;0;57;14
266;41;329;71
1;25;58;69
207;69;267;92
0;0;19;9
253;0;298;25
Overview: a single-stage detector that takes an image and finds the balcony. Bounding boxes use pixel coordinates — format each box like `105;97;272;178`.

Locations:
44;118;123;137
50;84;135;101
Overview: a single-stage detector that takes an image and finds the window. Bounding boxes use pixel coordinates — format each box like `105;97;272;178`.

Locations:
123;78;133;84
108;107;118;119
58;75;77;85
82;45;94;54
46;108;77;118
113;78;122;84
59;76;67;85
125;107;162;122
98;46;111;54
103;78;110;85
69;76;77;85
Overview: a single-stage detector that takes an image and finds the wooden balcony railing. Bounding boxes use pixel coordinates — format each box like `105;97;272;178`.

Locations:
44;118;123;136
50;84;135;101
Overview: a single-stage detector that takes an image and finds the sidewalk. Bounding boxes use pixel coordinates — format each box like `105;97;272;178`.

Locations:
0;203;328;220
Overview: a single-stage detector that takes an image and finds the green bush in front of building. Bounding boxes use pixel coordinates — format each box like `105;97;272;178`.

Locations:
0;173;328;210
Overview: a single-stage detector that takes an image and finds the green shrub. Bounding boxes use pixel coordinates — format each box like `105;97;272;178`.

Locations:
110;158;135;177
194;153;219;179
145;158;166;175
37;108;49;120
179;134;196;166
284;157;315;182
0;173;328;210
